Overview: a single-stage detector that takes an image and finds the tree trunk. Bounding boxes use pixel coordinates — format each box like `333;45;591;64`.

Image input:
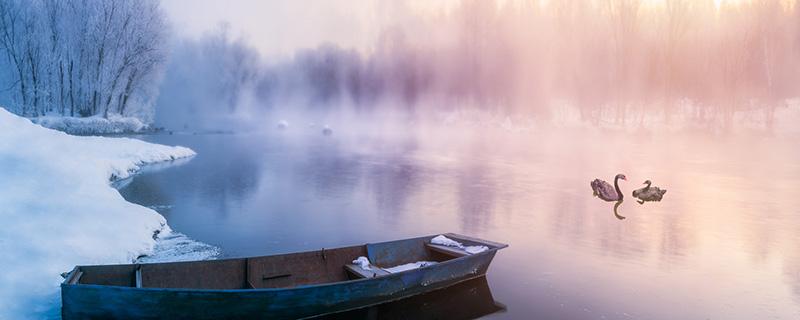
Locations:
92;90;98;117
59;62;65;115
68;60;75;117
119;68;137;115
16;62;27;116
28;50;39;116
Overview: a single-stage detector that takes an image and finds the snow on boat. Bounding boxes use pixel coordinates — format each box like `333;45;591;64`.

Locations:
61;233;508;319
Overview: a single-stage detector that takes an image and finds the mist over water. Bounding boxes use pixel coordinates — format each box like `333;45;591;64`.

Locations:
119;113;800;319
1;1;798;318
155;1;800;133
137;1;800;319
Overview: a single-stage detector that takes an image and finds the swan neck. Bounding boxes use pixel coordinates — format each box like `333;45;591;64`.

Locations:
614;176;623;200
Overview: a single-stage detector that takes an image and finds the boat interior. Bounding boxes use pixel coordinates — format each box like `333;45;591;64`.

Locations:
65;234;505;290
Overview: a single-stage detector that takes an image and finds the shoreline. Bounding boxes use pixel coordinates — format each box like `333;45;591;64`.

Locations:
0;108;208;318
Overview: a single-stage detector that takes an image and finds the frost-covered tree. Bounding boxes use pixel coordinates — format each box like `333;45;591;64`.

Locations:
155;25;260;129
0;0;167;121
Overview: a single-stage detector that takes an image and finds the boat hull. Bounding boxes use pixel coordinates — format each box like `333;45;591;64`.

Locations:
62;250;498;319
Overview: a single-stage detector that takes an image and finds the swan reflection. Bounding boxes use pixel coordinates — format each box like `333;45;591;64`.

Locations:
614;200;625;220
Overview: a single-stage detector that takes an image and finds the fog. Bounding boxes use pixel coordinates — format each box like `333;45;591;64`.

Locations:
154;0;800;133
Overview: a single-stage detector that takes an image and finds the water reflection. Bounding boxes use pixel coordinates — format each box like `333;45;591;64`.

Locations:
365;157;421;221
457;160;496;233
119;129;800;319
299;141;361;200
613;201;625;220
314;277;505;320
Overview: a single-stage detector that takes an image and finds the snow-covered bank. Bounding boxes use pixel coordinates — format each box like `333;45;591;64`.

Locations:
0;108;198;318
30;114;150;135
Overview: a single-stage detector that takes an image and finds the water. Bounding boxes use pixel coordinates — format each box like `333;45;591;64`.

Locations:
119;125;800;319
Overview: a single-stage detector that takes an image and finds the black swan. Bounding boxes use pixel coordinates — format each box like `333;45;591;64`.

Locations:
632;180;667;203
590;174;626;201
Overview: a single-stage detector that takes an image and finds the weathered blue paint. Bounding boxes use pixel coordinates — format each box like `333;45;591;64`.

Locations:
367;237;431;267
323;275;506;319
61;234;507;319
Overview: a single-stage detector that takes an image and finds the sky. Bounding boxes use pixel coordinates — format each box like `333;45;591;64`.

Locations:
161;0;460;59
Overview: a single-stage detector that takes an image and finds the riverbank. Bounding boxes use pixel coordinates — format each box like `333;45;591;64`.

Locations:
0;107;202;318
30;114;156;135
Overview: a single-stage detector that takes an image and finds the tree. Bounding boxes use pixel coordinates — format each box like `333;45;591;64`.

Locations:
0;0;167;120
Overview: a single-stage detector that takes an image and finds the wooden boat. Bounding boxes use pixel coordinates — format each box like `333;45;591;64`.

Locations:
61;233;508;319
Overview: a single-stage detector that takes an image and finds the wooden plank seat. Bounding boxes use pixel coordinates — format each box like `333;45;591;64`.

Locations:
344;264;390;278
425;243;471;258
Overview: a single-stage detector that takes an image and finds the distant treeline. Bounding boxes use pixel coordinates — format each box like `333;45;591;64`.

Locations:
3;0;799;126
159;0;800;127
0;0;166;120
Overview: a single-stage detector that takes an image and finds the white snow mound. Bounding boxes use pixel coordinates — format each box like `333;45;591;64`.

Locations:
431;235;488;254
31;114;149;135
0;107;196;318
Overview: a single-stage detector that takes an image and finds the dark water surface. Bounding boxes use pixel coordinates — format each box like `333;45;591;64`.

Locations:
120;127;800;319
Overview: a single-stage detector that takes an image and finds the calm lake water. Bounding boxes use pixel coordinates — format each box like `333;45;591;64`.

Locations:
120;125;800;319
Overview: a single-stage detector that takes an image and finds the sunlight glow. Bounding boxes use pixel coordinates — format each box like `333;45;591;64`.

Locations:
714;0;751;9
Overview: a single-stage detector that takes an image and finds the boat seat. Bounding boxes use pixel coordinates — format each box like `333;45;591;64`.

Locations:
344;264;390;278
425;243;470;257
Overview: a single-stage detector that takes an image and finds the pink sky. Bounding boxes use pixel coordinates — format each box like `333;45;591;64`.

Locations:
161;0;459;59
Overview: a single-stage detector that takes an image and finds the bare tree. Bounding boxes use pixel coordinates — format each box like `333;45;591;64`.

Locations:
0;0;166;119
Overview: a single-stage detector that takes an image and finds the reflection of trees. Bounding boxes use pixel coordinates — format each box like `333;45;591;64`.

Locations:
195;139;263;218
549;189;588;245
294;140;362;200
656;210;691;266
785;253;800;302
455;140;497;233
744;202;800;302
456;165;495;233
360;137;421;219
122;135;264;219
288;136;422;222
366;161;419;220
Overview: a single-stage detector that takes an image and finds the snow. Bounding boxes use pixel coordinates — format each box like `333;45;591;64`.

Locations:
353;256;371;270
431;235;463;247
383;261;437;274
136;231;219;264
431;235;489;254
352;256;437;274
0;107;200;318
31;114;150;135
464;245;489;254
277;120;289;129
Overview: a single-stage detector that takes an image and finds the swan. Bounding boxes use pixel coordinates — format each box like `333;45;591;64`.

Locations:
590;174;626;201
632;180;667;203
